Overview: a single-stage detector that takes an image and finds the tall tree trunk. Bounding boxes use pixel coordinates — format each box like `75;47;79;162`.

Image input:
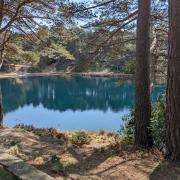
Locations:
0;52;4;128
0;0;6;127
0;1;4;128
0;0;4;28
0;85;3;128
0;48;4;69
166;0;180;161
0;30;9;70
135;0;153;148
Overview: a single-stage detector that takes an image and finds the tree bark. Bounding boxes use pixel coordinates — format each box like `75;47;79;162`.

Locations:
0;30;10;70
0;85;3;128
0;0;4;128
150;29;158;84
135;0;153;148
0;0;4;28
0;48;4;69
166;0;180;161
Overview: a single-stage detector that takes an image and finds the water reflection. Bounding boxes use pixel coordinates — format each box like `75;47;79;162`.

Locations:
0;76;165;131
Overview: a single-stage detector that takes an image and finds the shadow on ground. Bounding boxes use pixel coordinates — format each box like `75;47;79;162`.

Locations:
34;144;160;179
0;129;164;180
150;160;180;180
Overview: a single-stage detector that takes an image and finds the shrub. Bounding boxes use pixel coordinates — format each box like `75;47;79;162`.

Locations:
51;155;65;173
118;110;135;144
122;60;135;74
14;124;34;132
119;94;166;149
28;66;42;73
22;51;40;64
0;138;21;147
70;131;91;146
150;94;166;150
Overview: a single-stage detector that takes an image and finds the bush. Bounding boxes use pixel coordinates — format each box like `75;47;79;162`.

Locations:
51;155;65;173
14;124;34;132
119;94;166;149
122;60;135;74
118;110;135;144
70;131;91;146
0;138;21;147
150;94;166;149
28;66;42;73
22;51;40;64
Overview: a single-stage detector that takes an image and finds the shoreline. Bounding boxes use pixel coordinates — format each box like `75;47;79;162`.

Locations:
0;71;134;79
0;71;166;84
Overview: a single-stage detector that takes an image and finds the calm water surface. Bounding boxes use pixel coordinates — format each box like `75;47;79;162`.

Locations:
1;76;165;132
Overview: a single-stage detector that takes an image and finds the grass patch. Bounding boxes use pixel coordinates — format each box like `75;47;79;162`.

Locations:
0;165;19;180
0;138;21;147
70;131;91;146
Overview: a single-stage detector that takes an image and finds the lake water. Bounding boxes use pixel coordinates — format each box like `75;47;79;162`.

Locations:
1;76;165;132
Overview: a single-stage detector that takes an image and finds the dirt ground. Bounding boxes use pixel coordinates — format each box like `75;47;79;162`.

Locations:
0;128;180;180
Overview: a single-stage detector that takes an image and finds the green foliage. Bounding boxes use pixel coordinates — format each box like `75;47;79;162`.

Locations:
3;24;137;73
59;4;75;18
51;25;78;45
14;124;34;132
51;155;65;173
122;60;135;74
0;138;21;147
42;43;75;60
35;25;76;61
0;165;18;180
37;25;50;42
5;43;23;63
119;94;166;149
3;25;76;69
3;124;8;128
50;155;81;174
28;66;42;73
118;110;135;144
70;131;91;146
150;94;166;149
22;51;40;64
